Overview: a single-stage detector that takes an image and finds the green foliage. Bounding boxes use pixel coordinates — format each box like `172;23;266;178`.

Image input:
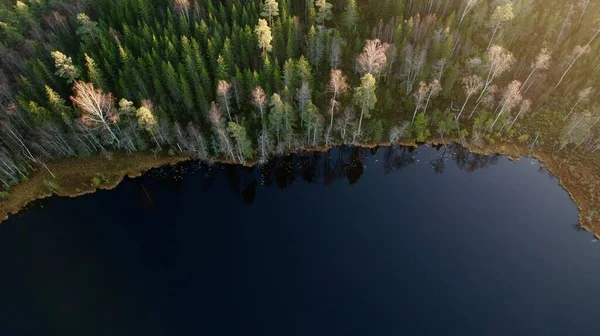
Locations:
411;113;431;142
0;0;598;190
0;191;9;200
91;176;102;187
518;134;530;143
43;180;60;192
369;119;384;142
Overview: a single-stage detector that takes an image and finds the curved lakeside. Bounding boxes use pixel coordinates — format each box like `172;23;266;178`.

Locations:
2;144;600;336
2;141;600;239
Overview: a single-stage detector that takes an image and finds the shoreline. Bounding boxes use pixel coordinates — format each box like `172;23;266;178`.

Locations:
1;141;599;239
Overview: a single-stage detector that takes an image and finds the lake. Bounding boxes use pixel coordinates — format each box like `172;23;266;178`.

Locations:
1;144;599;336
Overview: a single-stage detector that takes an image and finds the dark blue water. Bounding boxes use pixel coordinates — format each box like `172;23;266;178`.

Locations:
1;145;599;336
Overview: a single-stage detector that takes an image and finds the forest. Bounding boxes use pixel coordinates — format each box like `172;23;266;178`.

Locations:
0;0;599;197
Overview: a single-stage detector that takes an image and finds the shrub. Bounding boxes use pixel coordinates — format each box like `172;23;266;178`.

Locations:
411;113;431;142
517;134;530;143
91;176;102;187
43;180;60;192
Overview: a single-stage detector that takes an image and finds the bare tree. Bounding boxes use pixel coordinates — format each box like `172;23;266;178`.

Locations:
389;122;410;143
457;75;483;119
564;87;594;121
412;82;429;124
185;122;209;160
252;86;268;121
326;69;349;145
256;129;270;164
357;39;390;77
472;45;514;118
401;46;427;95
330;34;343;69
486;3;515;51
217;80;233;121
522;48;551;93
336;107;355;143
174;0;191;23
507;99;532;131
0;115;56;178
555;27;600;89
459;0;481;26
296;81;311;127
70;81;120;145
208;102;235;161
557;5;575;44
490;80;523;132
422;80;442;115
576;0;591;27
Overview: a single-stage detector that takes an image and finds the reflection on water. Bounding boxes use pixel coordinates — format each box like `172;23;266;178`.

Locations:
2;144;599;336
154;144;501;205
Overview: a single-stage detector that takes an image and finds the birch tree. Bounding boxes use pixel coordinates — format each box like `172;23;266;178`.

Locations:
296;80;312;127
457;75;483;119
252;86;268;125
353;74;377;142
412;82;429;124
208;102;236;161
522;48;551;93
556;5;575;44
507;99;531;131
475;45;514;105
70;81;120;145
564;87;593;121
459;0;481;26
422;80;442;115
336;107;355;143
555;29;599;89
486;3;515;52
257;130;271;164
326;69;349;145
357;39;390;77
217;80;233;121
490;80;523;132
576;0;590;27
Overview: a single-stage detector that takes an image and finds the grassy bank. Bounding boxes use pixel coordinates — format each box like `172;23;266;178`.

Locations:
0;152;189;224
1;141;599;240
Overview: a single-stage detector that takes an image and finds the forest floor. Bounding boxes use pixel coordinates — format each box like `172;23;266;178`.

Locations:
1;140;599;239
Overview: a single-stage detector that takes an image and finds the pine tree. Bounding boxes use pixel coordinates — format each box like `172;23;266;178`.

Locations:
216;55;230;81
84;53;107;90
255;18;273;56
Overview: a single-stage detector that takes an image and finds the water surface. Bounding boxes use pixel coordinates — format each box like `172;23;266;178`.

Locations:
1;145;599;336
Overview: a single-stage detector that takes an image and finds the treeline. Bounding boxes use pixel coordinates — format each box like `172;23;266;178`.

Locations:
0;0;599;191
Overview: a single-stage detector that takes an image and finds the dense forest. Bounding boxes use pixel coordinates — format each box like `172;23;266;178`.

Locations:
0;0;599;193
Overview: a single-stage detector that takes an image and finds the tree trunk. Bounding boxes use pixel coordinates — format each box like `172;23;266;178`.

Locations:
555;28;600;89
411;97;422;124
326;92;337;146
486;23;500;52
354;107;366;143
564;97;583;121
457;93;472;120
